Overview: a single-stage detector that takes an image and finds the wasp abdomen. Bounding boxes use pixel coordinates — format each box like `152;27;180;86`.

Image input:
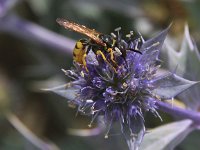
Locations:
73;41;86;64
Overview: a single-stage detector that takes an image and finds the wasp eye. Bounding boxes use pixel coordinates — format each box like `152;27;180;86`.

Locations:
100;35;112;44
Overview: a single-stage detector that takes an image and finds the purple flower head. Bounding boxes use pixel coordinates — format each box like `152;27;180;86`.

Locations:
54;25;197;150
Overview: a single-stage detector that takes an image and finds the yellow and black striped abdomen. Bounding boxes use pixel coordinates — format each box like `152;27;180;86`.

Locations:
73;40;86;64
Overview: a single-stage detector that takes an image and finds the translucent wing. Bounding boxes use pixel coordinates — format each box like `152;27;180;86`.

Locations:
56;18;106;46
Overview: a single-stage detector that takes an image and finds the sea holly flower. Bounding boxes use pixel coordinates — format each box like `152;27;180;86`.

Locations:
49;26;197;150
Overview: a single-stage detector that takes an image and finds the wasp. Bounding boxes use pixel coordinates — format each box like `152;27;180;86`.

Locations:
56;18;142;71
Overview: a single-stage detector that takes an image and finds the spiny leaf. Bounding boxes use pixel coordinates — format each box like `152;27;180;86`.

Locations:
163;25;200;109
164;25;200;77
43;83;79;100
152;73;198;99
123;116;145;150
139;25;170;65
139;119;193;150
141;25;170;54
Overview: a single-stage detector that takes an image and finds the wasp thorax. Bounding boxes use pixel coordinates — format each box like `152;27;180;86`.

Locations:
99;34;114;47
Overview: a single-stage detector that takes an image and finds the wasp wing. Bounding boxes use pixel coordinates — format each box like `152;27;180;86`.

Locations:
56;18;105;46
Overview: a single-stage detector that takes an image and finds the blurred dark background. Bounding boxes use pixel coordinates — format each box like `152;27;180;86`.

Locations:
0;0;200;149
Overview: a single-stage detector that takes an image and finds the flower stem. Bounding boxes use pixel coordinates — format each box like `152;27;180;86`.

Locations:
0;14;75;54
156;100;200;124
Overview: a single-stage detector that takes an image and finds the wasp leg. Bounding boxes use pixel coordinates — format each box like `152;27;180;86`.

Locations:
96;50;117;73
96;50;108;62
82;53;89;72
107;48;117;66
